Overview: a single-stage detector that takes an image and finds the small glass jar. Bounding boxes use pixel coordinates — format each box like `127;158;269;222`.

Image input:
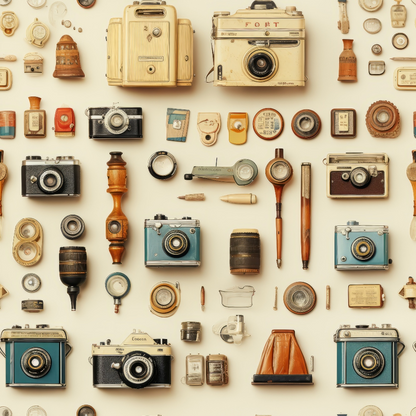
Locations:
180;321;201;342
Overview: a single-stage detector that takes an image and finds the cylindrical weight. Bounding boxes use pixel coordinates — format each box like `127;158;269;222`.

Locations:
230;229;260;275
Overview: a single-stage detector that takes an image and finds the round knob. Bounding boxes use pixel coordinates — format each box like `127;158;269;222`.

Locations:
152;27;162;37
286;6;297;12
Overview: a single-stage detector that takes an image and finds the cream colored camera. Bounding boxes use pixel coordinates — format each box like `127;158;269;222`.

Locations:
210;1;306;87
107;1;194;87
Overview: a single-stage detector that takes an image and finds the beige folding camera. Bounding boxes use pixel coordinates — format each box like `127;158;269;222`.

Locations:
107;1;194;87
210;1;306;87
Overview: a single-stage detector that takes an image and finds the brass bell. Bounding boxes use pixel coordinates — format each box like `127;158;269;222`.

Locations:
52;35;85;78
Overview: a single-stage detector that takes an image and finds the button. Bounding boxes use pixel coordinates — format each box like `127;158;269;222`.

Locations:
286;6;297;12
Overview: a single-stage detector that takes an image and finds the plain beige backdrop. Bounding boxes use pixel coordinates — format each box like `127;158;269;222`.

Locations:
1;0;416;415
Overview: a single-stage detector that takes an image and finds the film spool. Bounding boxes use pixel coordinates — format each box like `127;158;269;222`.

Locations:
61;215;85;240
230;229;260;275
253;108;284;140
148;151;177;180
21;299;44;312
283;282;316;315
291;110;321;140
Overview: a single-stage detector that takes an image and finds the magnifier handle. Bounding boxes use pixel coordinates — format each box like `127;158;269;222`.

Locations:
411;181;416;216
276;218;282;268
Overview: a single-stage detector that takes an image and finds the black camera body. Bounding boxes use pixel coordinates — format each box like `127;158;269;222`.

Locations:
21;156;81;197
86;106;143;139
91;331;172;389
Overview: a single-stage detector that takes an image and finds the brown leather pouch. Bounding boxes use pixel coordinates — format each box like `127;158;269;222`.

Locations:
252;330;313;385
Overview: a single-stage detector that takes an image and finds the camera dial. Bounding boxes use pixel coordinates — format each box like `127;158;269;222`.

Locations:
119;351;156;389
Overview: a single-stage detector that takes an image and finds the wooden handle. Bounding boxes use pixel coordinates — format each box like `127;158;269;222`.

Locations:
276;218;282;268
412;182;416;216
301;196;310;267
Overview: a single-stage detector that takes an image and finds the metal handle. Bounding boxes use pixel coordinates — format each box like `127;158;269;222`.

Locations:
398;340;405;356
65;342;73;357
250;1;277;9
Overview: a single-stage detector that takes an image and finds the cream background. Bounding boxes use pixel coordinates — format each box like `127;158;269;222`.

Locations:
0;0;416;415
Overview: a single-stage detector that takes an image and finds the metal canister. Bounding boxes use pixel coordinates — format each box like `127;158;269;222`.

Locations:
206;354;228;386
0;111;16;139
230;229;260;275
180;321;201;342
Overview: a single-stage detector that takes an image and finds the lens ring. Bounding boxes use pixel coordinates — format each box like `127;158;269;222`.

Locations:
119;351;156;389
283;282;316;315
245;48;278;82
149;281;180;317
108;220;121;235
350;167;371;188
270;160;291;182
291;110;322;139
351;236;376;261
104;108;129;135
21;348;51;379
18;219;40;241
61;215;85;240
76;405;96;416
105;272;131;298
147;151;177;180
16;241;38;263
353;347;385;379
22;273;42;293
38;168;64;194
162;230;190;257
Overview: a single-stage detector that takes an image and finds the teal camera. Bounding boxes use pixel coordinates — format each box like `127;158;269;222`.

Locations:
1;324;71;388
334;220;391;271
145;214;201;267
334;324;404;388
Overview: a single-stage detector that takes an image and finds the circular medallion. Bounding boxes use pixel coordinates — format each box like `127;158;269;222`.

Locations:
253;108;284;140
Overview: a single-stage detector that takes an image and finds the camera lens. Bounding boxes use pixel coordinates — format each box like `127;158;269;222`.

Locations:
162;230;190;257
17;242;38;262
119;351;156;389
270;161;291;182
236;163;255;181
76;405;96;416
22;273;42;293
247;51;276;80
61;215;85;240
0;407;12;416
350;167;371;188
353;347;385;379
104;108;129;135
283;282;316;315
21;348;51;379
105;272;130;298
108;220;121;235
351;237;376;261
38;168;64;194
19;222;37;239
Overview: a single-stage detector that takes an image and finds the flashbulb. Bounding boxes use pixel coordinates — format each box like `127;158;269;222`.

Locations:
22;273;41;293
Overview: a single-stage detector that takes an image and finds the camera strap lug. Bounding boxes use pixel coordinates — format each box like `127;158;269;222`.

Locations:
397;340;405;356
65;342;73;357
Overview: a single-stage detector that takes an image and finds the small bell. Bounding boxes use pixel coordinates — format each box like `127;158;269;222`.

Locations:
53;35;85;78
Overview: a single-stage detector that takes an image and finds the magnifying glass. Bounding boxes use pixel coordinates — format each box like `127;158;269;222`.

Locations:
265;149;293;268
105;272;131;313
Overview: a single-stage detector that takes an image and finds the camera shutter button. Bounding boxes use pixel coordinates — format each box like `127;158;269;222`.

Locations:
286;6;297;12
30;175;38;183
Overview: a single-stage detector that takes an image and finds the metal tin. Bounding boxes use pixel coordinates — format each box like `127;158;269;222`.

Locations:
180;321;201;342
21;299;44;312
0;111;15;139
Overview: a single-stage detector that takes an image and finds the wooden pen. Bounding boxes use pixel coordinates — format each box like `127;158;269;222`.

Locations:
301;162;311;269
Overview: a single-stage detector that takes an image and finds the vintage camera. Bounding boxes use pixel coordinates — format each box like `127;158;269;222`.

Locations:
211;1;305;87
144;214;200;267
0;324;71;387
86;105;143;139
324;152;389;198
91;330;172;389
106;1;194;87
21;156;80;197
334;324;404;388
53;107;75;138
334;220;391;271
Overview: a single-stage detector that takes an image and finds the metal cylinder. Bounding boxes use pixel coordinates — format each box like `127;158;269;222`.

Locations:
230;229;260;275
180;321;201;342
0;111;16;139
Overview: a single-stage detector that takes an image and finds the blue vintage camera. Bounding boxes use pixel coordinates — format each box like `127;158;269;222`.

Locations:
334;324;404;388
0;324;71;387
334;220;391;271
145;214;200;267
